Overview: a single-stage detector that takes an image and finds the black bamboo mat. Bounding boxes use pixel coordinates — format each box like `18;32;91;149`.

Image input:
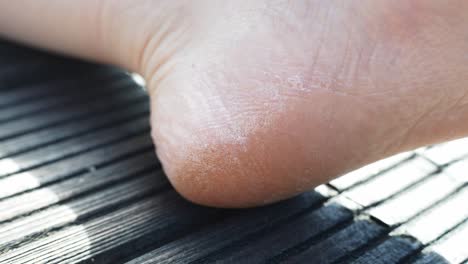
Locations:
0;39;467;264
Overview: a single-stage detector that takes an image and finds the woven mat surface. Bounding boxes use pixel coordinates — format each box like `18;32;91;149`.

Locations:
0;39;467;264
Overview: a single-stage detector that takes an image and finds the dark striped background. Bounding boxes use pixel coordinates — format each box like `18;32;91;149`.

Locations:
0;39;467;264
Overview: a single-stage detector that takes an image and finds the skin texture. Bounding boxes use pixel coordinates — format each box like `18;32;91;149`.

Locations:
1;0;467;207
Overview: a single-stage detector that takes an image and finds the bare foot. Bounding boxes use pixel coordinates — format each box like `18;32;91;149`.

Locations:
1;0;468;207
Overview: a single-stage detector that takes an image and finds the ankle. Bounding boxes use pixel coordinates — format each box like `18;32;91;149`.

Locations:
100;0;192;76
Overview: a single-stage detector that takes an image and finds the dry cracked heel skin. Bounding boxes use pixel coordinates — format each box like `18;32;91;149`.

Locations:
148;1;468;208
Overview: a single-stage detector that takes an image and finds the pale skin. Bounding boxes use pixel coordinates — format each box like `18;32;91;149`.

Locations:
1;0;467;207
